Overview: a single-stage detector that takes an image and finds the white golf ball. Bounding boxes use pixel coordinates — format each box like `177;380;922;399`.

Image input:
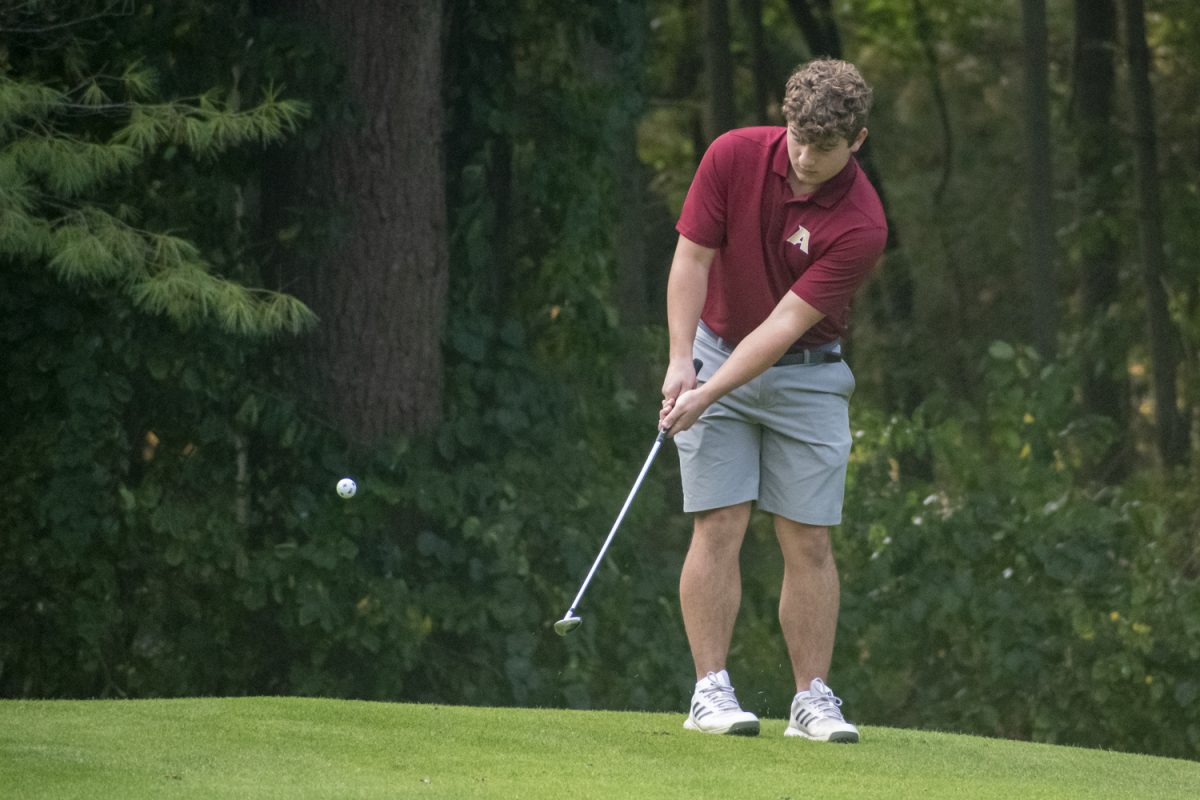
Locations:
336;477;357;499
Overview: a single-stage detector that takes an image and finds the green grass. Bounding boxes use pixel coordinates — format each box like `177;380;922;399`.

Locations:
2;698;1198;799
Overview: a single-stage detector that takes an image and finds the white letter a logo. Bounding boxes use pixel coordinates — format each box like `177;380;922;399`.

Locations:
787;225;810;253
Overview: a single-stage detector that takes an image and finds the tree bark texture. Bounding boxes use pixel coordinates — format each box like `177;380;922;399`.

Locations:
785;0;842;59
293;0;449;443
1122;0;1188;465
913;0;953;203
1020;0;1059;359
1073;0;1130;476
740;0;772;124
704;0;737;140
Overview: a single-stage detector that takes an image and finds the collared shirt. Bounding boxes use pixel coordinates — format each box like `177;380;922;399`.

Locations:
676;126;887;349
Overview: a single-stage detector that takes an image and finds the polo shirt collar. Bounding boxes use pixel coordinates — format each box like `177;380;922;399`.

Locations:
770;128;859;208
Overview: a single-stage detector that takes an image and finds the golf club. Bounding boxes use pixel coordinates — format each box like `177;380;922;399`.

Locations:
554;358;702;636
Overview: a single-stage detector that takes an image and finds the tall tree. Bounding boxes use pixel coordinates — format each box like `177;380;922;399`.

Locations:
912;0;954;204
785;0;842;57
1073;0;1130;478
1020;0;1059;359
703;0;737;139
613;38;652;323
1122;0;1188;465
740;0;772;124
265;0;449;444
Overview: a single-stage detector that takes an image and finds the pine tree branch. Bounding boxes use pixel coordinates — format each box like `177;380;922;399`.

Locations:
0;0;132;35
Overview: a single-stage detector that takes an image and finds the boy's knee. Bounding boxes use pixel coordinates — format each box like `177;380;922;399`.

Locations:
776;520;833;566
692;503;751;553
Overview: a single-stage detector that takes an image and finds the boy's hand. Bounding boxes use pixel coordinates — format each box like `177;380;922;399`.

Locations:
661;386;711;436
660;357;698;425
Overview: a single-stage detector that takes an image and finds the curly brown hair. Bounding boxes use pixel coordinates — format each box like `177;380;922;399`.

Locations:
781;58;873;145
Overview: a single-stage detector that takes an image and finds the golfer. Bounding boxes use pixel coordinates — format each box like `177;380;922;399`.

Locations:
659;58;886;742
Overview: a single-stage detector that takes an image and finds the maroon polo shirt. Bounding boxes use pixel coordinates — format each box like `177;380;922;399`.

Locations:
676;126;887;350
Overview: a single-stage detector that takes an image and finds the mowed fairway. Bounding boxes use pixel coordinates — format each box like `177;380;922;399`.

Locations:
2;698;1198;799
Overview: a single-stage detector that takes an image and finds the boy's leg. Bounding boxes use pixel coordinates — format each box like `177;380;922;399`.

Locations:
756;362;859;742
680;501;759;736
774;517;839;690
775;515;859;743
673;324;762;734
755;359;854;687
680;501;752;678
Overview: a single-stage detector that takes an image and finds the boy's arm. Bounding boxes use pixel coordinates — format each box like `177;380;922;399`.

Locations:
660;290;825;434
660;234;717;412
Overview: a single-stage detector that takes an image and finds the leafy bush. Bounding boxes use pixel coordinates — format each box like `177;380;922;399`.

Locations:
819;344;1200;759
0;261;688;707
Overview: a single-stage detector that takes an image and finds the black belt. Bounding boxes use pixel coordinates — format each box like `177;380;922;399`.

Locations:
699;321;843;366
774;350;843;366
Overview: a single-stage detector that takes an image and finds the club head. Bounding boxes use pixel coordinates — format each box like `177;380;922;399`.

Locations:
553;613;582;636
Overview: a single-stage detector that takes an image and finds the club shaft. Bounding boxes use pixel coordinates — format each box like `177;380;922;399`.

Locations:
564;431;666;615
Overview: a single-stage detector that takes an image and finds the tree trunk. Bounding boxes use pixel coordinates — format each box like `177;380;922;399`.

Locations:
703;0;737;139
1021;0;1059;359
1122;0;1188;466
785;0;842;59
279;1;449;443
913;0;953;203
740;0;772;124
1073;0;1130;479
587;14;655;386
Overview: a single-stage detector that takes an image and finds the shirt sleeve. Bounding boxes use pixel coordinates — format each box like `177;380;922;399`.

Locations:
675;134;732;249
789;223;887;320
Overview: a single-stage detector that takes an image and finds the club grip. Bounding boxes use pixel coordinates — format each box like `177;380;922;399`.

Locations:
657;358;705;441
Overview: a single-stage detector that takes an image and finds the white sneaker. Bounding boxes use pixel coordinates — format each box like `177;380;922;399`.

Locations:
683;670;760;735
785;678;860;743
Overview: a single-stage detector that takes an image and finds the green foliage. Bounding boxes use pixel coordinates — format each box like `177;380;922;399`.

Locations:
2;0;692;713
445;0;647;374
1;3;313;336
0;0;321;691
0;258;687;706
5;0;1200;770
693;344;1200;760
827;347;1199;759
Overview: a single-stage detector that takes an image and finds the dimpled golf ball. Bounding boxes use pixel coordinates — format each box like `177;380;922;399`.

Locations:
336;477;357;499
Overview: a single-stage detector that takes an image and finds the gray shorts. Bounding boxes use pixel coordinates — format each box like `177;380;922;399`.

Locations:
674;323;856;526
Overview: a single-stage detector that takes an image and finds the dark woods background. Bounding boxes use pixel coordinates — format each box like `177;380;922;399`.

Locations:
2;0;1198;759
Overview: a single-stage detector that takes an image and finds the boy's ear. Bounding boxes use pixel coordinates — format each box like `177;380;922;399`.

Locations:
849;128;868;152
